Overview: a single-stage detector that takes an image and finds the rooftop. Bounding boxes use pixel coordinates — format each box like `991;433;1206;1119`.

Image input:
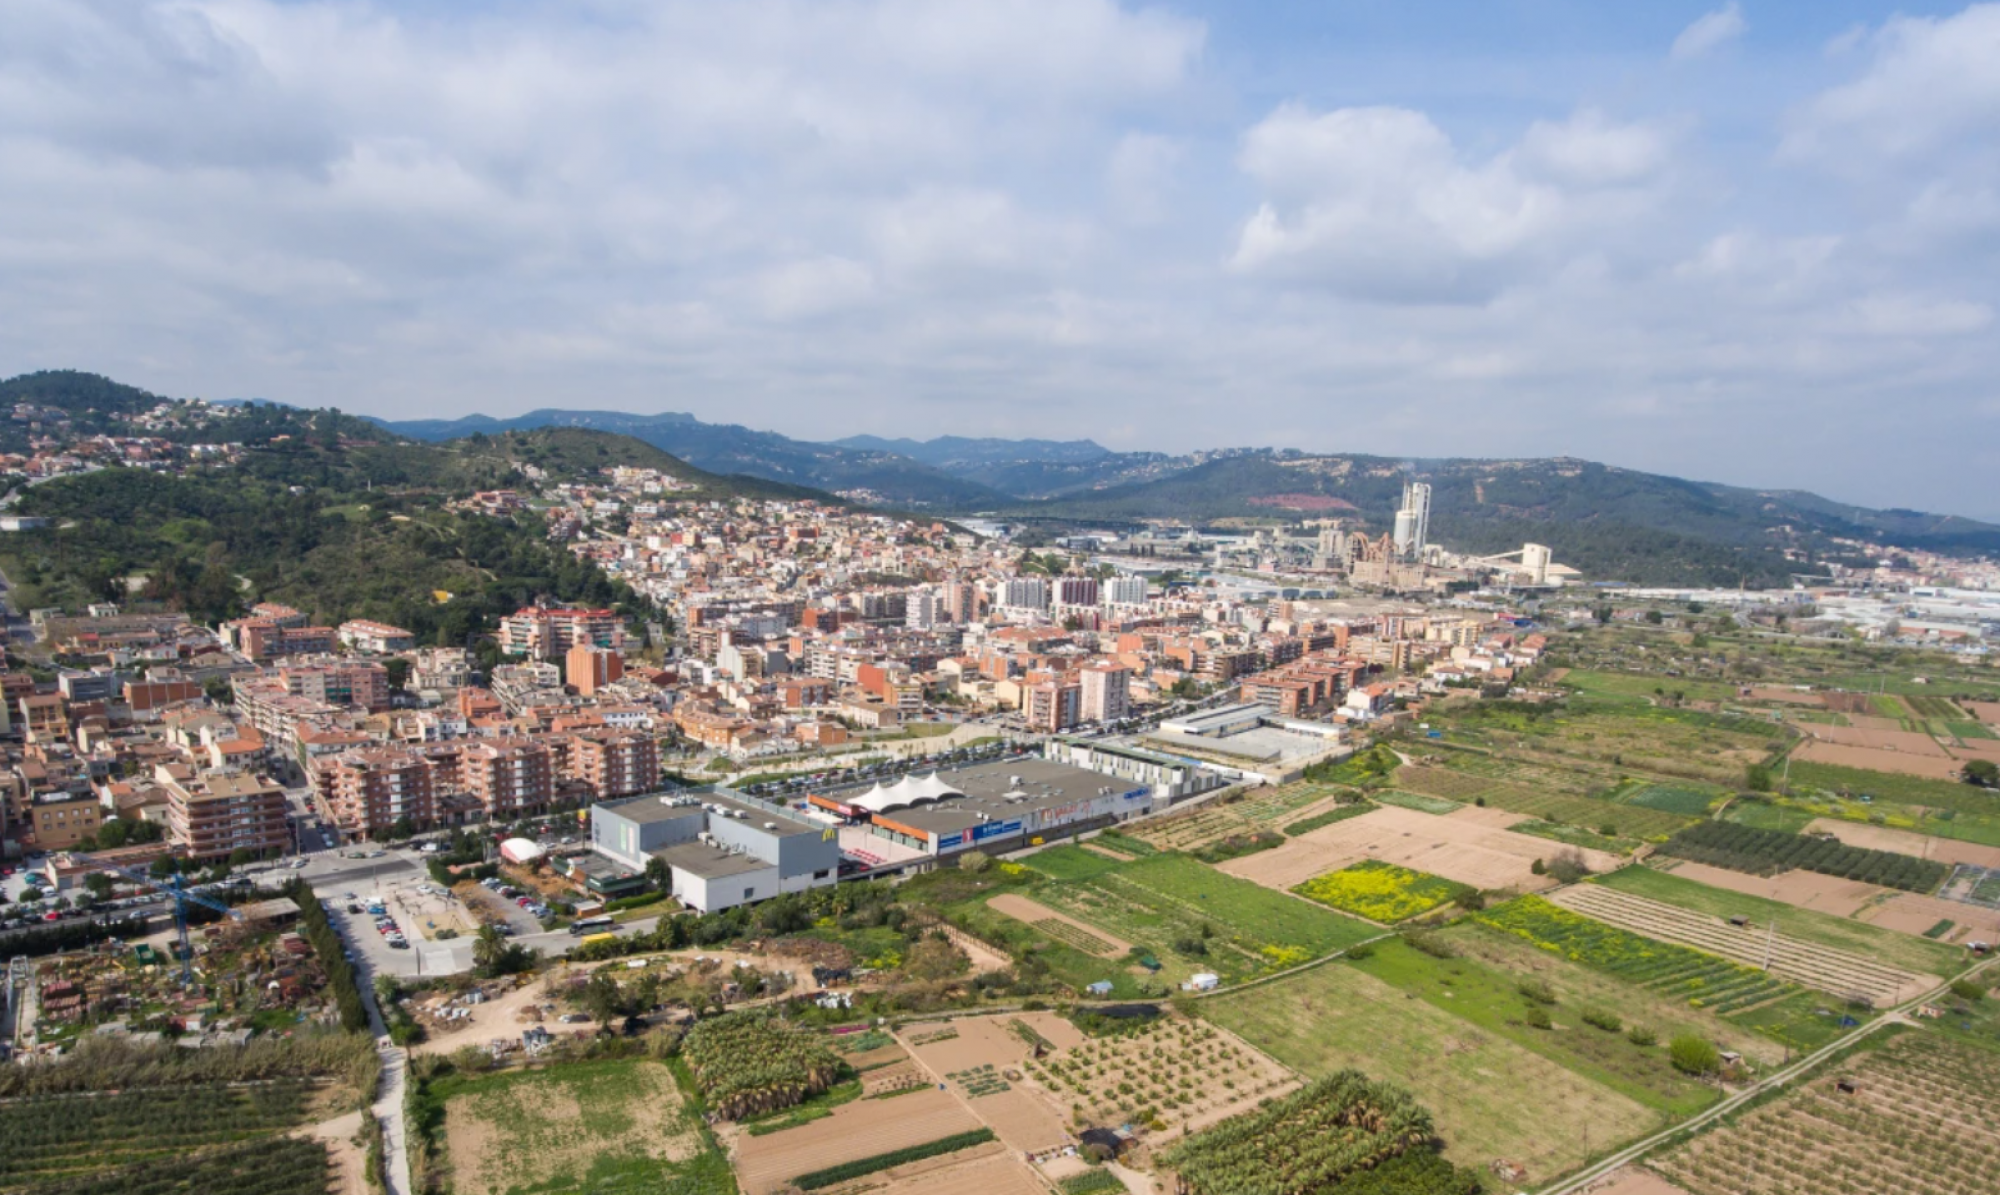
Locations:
654;840;773;880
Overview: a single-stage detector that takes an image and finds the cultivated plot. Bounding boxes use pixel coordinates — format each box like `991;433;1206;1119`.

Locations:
1549;885;1931;1005
1655;1032;2000;1195
1220;804;1621;893
1201;960;1656;1183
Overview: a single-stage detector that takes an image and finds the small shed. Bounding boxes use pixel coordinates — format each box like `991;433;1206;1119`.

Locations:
1183;972;1221;992
1085;980;1115;997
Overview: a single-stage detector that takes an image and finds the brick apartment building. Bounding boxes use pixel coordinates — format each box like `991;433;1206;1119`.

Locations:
164;770;289;859
1077;660;1131;724
499;606;624;659
567;730;659;801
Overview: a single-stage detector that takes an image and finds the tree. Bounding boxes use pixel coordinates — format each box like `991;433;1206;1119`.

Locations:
83;873;115;901
1745;764;1774;792
1593;605;1613;624
1669;1035;1721;1076
957;850;992;873
1644;610;1664;625
383;658;412;691
903;934;971;983
578;970;628;1024
1964;759;1999;789
643;855;671;892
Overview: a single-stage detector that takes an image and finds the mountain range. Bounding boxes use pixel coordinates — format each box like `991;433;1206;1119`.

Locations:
7;371;1997;587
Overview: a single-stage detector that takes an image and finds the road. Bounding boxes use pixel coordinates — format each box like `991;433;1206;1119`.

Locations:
1535;955;2000;1195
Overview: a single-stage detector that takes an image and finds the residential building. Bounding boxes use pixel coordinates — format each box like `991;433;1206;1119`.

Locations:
164;770;289;859
338;620;417;654
499;606;624;658
1077;660;1131;724
566;644;624;697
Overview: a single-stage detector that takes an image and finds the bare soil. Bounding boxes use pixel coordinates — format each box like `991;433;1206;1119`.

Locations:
1807;820;2000;868
1799;725;1950;756
1665;861;1886;919
1221;804;1621;892
729;1089;982;1195
1583;1166;1695;1195
899;1015;1075;1153
1864;891;2000;942
1792;740;1966;778
854;1142;1047;1195
294;1110;368;1195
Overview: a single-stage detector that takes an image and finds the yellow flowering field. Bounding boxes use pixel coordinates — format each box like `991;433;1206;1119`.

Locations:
1291;860;1469;922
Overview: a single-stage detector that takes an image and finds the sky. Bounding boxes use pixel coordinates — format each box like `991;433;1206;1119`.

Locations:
4;1;1998;517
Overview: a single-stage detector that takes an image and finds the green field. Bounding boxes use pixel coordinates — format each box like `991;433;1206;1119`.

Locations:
1371;789;1463;815
1623;785;1724;816
1561;670;1741;705
1787;762;1996;813
1292;861;1470;923
1033;853;1382;983
1509;819;1640;855
1349;939;1721;1116
1595;866;1962;978
1400;764;1696;839
1201;960;1658;1180
1723;799;1819;833
432;1057;736;1195
1022;844;1126;882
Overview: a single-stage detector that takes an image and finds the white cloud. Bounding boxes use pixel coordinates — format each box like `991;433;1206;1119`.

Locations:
1671;3;1747;62
1227;105;1670;301
1783;5;2000;163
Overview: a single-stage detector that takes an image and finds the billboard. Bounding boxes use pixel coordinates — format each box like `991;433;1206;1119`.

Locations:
936;831;965;850
972;819;1024;843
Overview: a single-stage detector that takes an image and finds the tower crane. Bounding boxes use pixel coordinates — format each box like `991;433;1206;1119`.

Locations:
107;867;245;985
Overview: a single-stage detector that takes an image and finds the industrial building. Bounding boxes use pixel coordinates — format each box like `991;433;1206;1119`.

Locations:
808;756;1159;860
589;787;840;912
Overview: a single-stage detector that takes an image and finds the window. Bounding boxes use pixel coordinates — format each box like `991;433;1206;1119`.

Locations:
813;869;830;880
743;887;754;900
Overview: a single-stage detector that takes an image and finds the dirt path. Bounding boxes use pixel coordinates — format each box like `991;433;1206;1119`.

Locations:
296;1110;368;1195
986;893;1131;957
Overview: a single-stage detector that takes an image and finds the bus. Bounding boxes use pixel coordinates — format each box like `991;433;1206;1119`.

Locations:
578;932;617;947
568;916;615;936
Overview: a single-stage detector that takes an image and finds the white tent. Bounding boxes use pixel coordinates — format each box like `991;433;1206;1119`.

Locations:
499;837;546;864
848;772;965;813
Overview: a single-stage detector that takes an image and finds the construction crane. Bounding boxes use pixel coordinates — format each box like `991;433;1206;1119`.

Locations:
108;867;245;985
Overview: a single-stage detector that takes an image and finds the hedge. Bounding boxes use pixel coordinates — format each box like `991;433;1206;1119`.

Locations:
790;1128;996;1190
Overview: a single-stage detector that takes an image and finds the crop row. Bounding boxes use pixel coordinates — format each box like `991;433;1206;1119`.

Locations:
1476;896;1794;1011
0;1082;316;1178
1659;821;1948;892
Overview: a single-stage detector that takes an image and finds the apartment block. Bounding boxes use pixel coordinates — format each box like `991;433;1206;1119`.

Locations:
165;771;289;859
499;606;624;658
337;620;417;654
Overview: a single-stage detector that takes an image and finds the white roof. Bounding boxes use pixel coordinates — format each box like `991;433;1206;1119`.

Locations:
499;837;545;861
848;772;964;813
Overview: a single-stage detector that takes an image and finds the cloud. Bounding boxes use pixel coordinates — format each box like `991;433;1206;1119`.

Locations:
1227;105;1670;302
1671;3;1747;62
1783;4;2000;163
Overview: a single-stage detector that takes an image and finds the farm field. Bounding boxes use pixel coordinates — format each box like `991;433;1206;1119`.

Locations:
1028;852;1381;985
1594;866;1963;978
1349;938;1723;1117
1292;860;1470;923
1397;764;1699;840
1655;1031;2000;1195
1201;959;1657;1183
1655;820;1950;892
1793;739;1965;778
853;1147;1047;1195
899;1015;1073;1153
1123;782;1355;853
730;1088;981;1195
1549;884;1933;1005
1806;820;2000;869
1439;922;1787;1065
1218;803;1621;893
1023;1015;1296;1135
986;893;1129;957
1657;860;1887;919
0;1081;332;1192
1475;895;1855;1050
1866;889;2000;943
436;1057;732;1195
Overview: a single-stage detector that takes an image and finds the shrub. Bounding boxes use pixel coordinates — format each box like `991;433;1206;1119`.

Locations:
1530;858;1547;876
1516;979;1557;1006
1524;1007;1553;1030
1344;942;1375;961
1627;1026;1657;1047
1669;1035;1721;1076
1404;931;1457;959
1581;1009;1622;1033
1950;979;1988;1002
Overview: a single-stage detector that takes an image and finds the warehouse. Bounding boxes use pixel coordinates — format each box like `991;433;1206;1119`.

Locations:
816;757;1157;859
588;786;840;912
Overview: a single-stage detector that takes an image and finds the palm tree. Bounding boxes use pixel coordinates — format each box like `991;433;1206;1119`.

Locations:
472;924;507;975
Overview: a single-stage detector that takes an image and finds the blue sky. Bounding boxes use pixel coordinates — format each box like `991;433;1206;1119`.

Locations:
2;1;1997;517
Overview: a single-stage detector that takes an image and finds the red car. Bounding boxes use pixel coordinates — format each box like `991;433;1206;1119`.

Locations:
41;911;62;922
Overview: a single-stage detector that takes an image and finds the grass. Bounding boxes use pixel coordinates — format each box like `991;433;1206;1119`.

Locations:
1787;761;1993;812
1561;670;1741;705
1593;866;1963;979
1292;861;1470;923
1723;799;1819;833
1349;938;1722;1117
435;1057;736;1195
1283;800;1376;836
1025;853;1383;987
1509;819;1640;855
1622;785;1724;816
1371;789;1463;815
1201;960;1658;1180
1022;844;1125;882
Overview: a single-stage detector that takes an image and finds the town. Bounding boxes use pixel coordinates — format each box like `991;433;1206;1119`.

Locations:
1;394;1999;1195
